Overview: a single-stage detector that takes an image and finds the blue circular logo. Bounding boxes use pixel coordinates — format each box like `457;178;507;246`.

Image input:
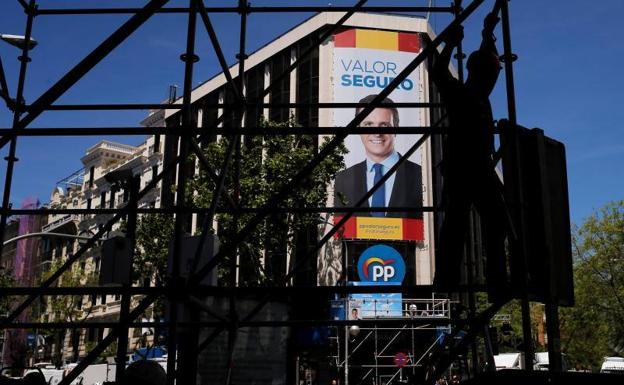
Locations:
357;244;405;285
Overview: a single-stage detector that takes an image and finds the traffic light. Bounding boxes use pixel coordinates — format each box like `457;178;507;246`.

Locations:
501;321;513;335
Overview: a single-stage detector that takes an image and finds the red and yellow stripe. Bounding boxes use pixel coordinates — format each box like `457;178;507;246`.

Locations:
334;28;421;53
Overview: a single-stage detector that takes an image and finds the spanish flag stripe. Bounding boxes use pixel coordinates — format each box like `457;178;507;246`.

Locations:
356;29;398;51
334;28;356;48
398;32;420;53
334;28;420;53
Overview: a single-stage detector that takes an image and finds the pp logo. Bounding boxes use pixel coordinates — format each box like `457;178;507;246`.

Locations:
363;257;396;282
357;244;405;285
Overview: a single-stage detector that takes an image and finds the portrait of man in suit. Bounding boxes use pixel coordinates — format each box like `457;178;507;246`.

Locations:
334;94;423;219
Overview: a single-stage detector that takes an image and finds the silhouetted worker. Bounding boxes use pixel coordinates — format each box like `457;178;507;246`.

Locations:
432;11;509;295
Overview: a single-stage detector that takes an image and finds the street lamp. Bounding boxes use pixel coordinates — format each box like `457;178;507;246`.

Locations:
0;33;37;110
0;34;38;50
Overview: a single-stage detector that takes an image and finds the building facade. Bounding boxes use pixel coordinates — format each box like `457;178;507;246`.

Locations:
33;11;485;383
1;198;46;368
143;12;458;385
39;136;163;364
152;12;442;288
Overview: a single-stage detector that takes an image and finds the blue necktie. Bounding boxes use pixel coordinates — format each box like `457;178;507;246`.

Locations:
371;163;385;217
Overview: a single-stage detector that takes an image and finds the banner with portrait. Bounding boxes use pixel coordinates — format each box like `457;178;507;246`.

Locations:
331;28;426;242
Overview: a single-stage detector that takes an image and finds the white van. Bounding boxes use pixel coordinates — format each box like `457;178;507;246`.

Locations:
494;353;525;370
600;357;624;374
533;352;569;372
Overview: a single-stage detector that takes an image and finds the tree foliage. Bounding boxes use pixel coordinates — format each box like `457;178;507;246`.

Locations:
136;118;346;287
40;253;97;364
0;266;15;316
41;257;97;322
188;117;347;285
560;200;624;370
492;300;545;354
134;213;175;286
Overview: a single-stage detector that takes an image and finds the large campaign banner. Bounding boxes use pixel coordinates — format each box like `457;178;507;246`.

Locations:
331;28;425;242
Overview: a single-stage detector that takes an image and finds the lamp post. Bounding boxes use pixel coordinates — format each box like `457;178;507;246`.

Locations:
0;34;37;109
0;15;39;282
0;34;38;50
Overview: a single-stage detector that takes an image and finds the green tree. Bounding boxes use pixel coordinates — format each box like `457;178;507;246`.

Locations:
0;266;15;316
188;118;346;285
40;255;97;365
134;213;175;286
492;300;544;354
133;212;174;320
560;200;624;370
136;118;346;287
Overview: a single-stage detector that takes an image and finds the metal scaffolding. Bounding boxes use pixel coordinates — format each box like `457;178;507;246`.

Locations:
0;1;535;384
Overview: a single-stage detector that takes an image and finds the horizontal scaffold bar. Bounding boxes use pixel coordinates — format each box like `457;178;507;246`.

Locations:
0;318;451;329
30;102;443;111
35;6;456;16
2;206;438;216
1;284;481;296
0;126;453;136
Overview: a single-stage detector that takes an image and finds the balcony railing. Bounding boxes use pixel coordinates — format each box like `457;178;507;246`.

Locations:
42;214;80;233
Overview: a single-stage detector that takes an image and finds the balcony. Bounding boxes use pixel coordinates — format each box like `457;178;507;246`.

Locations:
42;214;80;233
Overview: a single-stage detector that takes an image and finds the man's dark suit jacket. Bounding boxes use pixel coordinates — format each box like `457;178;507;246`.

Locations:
334;159;423;219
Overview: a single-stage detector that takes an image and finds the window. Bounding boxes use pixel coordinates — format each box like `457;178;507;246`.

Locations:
153;134;161;153
221;84;239;129
100;191;106;209
296;37;319;127
88;166;95;188
42;239;51;255
110;187;117;209
161;116;181;208
87;327;97;342
269;50;291;122
245;64;265;130
67;239;74;254
200;93;219;146
185;212;193;234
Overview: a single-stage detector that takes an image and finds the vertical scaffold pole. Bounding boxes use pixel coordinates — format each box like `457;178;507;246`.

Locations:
499;0;534;372
167;0;199;384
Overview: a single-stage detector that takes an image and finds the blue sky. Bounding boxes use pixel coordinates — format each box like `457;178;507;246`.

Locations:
0;0;622;225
